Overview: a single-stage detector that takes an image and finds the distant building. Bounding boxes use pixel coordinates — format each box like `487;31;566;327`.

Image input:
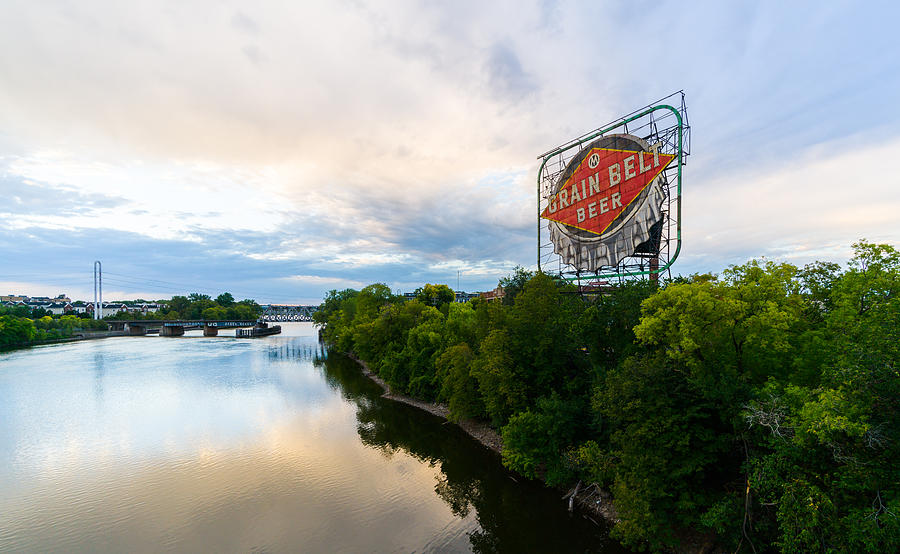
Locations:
71;301;93;315
577;281;611;294
24;301;52;312
46;302;74;316
454;291;480;303
400;291;480;304
124;302;162;314
480;286;505;302
1;295;28;303
99;303;128;318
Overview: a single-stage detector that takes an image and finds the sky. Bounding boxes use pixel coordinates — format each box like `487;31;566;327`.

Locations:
2;0;899;304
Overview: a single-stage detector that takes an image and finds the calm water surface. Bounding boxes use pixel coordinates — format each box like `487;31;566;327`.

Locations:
0;323;624;552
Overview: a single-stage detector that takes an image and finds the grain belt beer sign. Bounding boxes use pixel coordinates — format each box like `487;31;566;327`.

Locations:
541;140;674;236
537;97;688;278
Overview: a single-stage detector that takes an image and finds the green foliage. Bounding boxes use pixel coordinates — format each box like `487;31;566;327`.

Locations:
415;283;455;308
403;310;445;399
313;241;900;552
436;343;483;421
634;260;804;392
596;352;734;549
155;293;261;321
502;392;583;485
575;279;655;373
0;307;109;347
505;272;584;396
166;295;191;315
443;302;477;348
498;266;533;305
740;241;900;552
377;304;444;397
471;329;525;427
0;304;32;318
0;314;37;347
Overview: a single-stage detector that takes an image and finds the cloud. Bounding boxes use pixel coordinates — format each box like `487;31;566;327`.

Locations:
0;173;129;217
281;275;368;289
231;11;260;35
0;1;899;301
680;135;900;274
485;43;538;101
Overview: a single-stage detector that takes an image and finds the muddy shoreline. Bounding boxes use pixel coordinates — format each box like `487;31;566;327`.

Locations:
345;352;620;526
347;353;504;453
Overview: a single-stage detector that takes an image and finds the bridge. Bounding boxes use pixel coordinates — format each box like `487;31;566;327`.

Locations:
260;304;318;322
107;320;259;337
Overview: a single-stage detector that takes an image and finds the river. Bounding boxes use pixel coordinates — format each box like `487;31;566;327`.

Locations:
0;322;625;552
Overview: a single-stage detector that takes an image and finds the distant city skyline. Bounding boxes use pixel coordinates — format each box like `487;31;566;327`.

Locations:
2;2;899;303
3;289;330;305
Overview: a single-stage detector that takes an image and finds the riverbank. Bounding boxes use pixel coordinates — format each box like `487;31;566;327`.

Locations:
1;330;128;351
347;353;503;453
345;352;621;527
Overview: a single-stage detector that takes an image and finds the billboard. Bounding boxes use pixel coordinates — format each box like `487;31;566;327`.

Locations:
537;93;689;280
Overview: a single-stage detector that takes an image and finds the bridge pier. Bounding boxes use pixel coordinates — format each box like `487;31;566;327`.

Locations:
203;325;218;337
125;324;147;336
160;325;185;337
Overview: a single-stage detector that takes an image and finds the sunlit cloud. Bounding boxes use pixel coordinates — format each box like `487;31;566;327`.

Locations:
680;136;900;273
280;275;368;289
1;1;898;301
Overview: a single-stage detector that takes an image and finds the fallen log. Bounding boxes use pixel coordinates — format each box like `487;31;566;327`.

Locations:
568;480;582;512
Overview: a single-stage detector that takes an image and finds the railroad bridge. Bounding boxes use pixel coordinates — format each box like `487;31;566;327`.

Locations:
259;304;318;322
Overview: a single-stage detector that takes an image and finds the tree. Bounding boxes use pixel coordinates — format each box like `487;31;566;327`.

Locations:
506;272;585;398
502;392;583;485
309;242;900;552
216;292;235;307
202;306;227;320
498;266;533;305
441;301;477;350
744;241;900;552
313;289;359;332
471;329;525;426
166;295;191;318
415;283;455;308
595;351;732;549
186;298;215;319
400;309;445;399
0;315;36;346
355;284;394;323
634;260;804;400
436;343;483;421
575;279;655;373
593;260;808;548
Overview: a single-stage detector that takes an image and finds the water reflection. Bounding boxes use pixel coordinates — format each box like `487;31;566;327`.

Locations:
0;325;625;553
93;348;106;404
314;352;626;553
266;341;320;362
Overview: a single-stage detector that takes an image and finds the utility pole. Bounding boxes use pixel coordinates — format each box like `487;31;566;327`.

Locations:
93;260;102;320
